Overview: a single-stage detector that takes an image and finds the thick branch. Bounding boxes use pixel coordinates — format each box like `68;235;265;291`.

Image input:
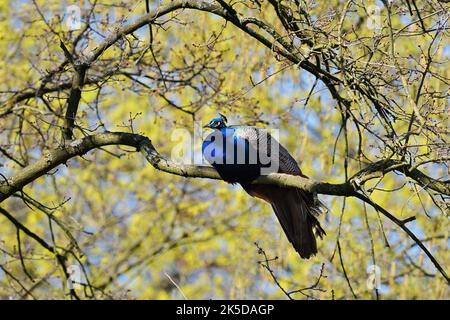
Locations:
0;132;353;203
140;141;354;196
0;132;147;203
61;40;88;140
62;64;87;140
2;132;446;202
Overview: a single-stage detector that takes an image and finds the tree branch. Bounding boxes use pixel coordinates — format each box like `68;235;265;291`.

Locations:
0;132;353;203
60;41;88;140
0;132;147;203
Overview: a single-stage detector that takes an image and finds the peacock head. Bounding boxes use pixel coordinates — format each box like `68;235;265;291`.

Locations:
204;113;228;129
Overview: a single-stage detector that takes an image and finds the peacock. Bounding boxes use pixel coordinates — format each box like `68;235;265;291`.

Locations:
202;114;325;259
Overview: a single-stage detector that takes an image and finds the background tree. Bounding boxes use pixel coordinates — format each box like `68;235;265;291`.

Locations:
0;0;448;299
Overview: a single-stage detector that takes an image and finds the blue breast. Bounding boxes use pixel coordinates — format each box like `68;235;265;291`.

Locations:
202;128;261;183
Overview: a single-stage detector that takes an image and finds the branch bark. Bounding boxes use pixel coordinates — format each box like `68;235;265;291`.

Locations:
0;132;353;203
0;132;147;203
60;41;88;140
1;131;447;201
62;64;87;139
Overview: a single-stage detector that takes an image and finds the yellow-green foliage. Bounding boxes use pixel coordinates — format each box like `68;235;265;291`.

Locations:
0;0;448;299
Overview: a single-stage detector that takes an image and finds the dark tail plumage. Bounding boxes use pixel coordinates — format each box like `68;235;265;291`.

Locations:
243;185;325;259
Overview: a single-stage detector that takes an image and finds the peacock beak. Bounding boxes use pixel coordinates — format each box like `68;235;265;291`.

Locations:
203;123;212;128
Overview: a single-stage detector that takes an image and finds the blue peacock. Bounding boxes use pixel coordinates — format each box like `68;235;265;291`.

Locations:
202;114;325;259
